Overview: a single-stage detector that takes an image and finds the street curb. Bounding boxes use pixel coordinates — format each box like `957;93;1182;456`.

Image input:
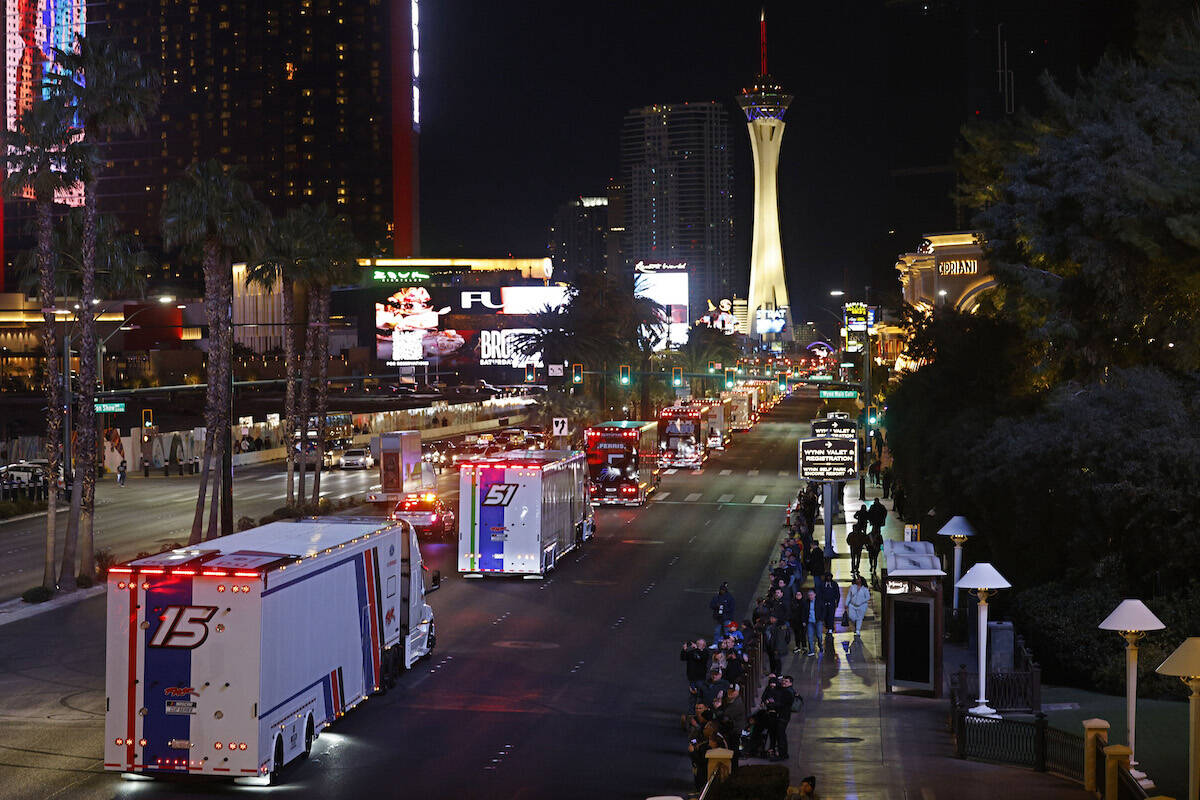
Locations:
0;507;66;526
0;584;105;628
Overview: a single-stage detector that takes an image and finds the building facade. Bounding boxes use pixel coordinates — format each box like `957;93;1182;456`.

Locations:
620;102;735;315
547;196;609;283
895;231;995;312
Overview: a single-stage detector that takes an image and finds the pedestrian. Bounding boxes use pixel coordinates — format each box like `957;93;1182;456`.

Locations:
881;465;894;499
805;543;825;592
766;675;796;760
796;775;818;797
709;582;737;645
846;522;867;576
117;459;127;486
716;684;746;766
680;638;711;693
868;498;887;538
763;615;790;675
817;572;839;642
892;484;907;520
854;503;869;530
867;459;881;487
846;574;870;636
866;527;883;575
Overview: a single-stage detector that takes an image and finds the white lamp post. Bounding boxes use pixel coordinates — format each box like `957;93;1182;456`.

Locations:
1157;638;1200;800
956;562;1010;717
936;516;975;614
1099;599;1165;784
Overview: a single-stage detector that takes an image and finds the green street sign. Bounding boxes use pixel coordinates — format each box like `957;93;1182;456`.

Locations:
819;389;859;399
808;374;834;382
95;401;126;413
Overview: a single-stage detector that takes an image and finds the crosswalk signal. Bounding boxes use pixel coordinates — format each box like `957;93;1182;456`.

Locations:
619;365;631;386
524;364;536;383
571;363;583;384
724;368;735;389
142;408;153;428
671;367;683;387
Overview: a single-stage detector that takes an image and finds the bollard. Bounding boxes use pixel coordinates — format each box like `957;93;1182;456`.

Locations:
1083;719;1110;793
143;459;150;478
1104;744;1131;800
705;747;733;784
179;461;184;476
164;463;169;477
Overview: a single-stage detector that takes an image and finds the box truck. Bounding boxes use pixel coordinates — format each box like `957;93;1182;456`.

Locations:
104;518;434;783
584;421;660;505
365;430;432;504
458;449;593;577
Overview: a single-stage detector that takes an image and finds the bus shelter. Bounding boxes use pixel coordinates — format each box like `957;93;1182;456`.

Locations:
880;540;945;697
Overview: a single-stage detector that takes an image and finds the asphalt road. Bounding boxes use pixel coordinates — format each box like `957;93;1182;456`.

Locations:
0;394;821;800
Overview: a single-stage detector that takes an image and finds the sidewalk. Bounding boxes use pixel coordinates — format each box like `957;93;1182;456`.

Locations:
748;479;1092;799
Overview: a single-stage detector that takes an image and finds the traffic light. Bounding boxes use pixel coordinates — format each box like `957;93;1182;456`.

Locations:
777;372;787;390
724;368;735;389
707;361;717;374
524;364;536;383
671;367;683;387
571;363;583;384
142;408;153;428
619;365;631;386
867;405;879;426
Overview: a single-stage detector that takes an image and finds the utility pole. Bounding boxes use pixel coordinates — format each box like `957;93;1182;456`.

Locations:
221;295;234;536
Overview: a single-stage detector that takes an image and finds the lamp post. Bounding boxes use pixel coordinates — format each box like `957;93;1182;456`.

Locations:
1157;638;1200;800
936;516;976;615
956;562;1010;717
1100;600;1165;785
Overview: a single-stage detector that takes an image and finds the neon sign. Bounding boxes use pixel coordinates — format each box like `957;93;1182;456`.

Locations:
372;269;431;283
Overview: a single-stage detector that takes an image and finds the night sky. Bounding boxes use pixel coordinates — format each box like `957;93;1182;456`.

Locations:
417;1;1127;321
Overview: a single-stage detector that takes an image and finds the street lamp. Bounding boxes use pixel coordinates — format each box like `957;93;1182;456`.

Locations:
936;516;976;615
1157;638;1200;800
1100;600;1165;785
956;562;1010;717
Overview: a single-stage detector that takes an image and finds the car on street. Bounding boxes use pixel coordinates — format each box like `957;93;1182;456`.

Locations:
391;492;456;539
338;448;374;469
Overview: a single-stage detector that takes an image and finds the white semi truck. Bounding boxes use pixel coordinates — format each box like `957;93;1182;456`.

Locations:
457;449;593;578
365;430;432;505
103;518;434;783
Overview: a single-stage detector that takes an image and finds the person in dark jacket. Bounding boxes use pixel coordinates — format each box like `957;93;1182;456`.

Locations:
681;639;711;688
817;573;840;641
867;528;884;575
805;543;826;592
868;498;887;536
881;465;894;499
892;484;907;520
762;615;790;675
715;684;747;766
846;522;867;577
709;582;737;644
789;589;813;654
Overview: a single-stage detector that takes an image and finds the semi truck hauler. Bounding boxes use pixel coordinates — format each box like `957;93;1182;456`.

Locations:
104;518;434;783
658;403;712;469
707;396;733;450
585;421;660;505
458;449;593;577
366;430;430;504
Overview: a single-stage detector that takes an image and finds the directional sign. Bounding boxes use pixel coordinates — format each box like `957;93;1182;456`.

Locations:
548;364;564;377
807;374;834;382
819;388;859;399
811;418;858;440
552;417;569;437
94;401;125;413
798;437;858;481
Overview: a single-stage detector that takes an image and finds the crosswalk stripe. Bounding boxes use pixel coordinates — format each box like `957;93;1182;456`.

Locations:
751;495;768;504
655;492;670;502
718;494;734;503
685;493;702;502
664;469;678;475
748;470;759;476
256;474;281;482
719;469;732;476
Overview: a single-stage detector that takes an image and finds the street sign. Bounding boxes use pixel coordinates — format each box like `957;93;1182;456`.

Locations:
95;401;125;413
798;437;859;482
548;364;564;377
552;417;569;437
811;418;858;440
808;374;833;382
238;415;254;427
819;389;859;399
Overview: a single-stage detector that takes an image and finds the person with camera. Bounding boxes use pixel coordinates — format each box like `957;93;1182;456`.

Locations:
680;638;711;699
762;674;797;761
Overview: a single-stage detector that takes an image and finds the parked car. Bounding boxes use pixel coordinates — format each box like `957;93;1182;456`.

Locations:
338;448;374;470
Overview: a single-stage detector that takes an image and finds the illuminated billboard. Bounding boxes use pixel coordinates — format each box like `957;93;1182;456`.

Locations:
634;264;689;349
756;309;787;334
5;0;85;206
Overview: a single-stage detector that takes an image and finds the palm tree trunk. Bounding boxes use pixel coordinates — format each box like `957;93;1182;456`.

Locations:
77;184;99;583
191;241;222;543
60;446;82;590
281;276;297;507
36;198;60;591
296;292;318;506
207;258;233;540
311;287;330;505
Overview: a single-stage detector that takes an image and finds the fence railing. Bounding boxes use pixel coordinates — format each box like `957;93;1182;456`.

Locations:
1044;724;1084;783
1117;765;1150;800
950;662;1041;714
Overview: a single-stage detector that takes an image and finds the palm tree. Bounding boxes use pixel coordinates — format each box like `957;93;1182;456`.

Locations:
244;210;309;507
161;160;267;544
45;33;159;588
671;327;740;397
2;96;89;592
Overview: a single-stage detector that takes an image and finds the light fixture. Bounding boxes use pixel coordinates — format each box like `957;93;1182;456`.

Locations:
1158;638;1200;800
1100;599;1165;785
936;516;976;614
938;289;948;296
829;290;844;297
956;562;1010;716
158;295;174;304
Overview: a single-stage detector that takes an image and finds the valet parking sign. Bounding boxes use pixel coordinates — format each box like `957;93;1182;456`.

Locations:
798;438;859;482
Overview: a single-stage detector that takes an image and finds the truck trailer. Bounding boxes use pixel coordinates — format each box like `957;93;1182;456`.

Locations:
366;430;431;505
585;421;660;505
658;403;712;468
104;518;434;783
458;449;593;577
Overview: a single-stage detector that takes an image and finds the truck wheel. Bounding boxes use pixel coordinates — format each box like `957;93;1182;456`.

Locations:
302;717;314;760
426;621;436;654
269;737;284;785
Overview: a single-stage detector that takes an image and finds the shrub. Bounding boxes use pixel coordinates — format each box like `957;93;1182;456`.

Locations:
76;573;94;589
22;585;54;604
236;516;257;532
717;765;790;800
95;549;118;581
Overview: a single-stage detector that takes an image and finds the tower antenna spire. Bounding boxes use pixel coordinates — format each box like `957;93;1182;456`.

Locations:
760;7;768;75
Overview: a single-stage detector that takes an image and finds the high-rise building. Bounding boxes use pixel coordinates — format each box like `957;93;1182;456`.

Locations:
547;195;609;283
84;0;419;286
738;11;792;339
620;102;735;312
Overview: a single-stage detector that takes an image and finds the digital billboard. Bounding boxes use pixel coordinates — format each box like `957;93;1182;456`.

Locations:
634;269;689;349
756;309;787;334
5;0;85;206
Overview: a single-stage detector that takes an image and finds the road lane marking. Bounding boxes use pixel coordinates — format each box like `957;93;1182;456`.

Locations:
655;492;670;501
664;469;678;475
778;471;789;477
685;493;702;502
719;469;732;476
256;474;280;482
717;494;734;503
752;495;768;504
747;470;759;476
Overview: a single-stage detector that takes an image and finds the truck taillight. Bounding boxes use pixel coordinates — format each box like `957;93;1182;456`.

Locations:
214;742;222;750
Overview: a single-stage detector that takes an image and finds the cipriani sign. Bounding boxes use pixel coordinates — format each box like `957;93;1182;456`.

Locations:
937;259;979;276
